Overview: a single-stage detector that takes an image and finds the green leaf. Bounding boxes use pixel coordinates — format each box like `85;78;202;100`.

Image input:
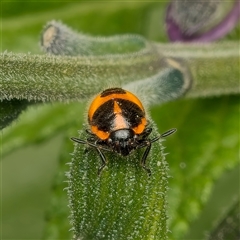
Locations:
0;99;32;129
68;122;171;239
185;164;240;239
42;134;73;239
208;199;240;240
151;95;239;239
2;102;84;157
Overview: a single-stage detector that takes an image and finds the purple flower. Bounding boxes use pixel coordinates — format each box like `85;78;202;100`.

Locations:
166;0;240;42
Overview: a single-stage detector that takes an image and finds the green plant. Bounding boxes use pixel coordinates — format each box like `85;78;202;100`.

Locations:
1;2;239;240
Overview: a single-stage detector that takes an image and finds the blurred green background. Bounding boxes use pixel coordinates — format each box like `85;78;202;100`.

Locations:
1;1;239;240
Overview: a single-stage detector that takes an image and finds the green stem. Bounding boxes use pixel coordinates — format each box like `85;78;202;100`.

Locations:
157;42;239;98
1;42;239;103
0;47;165;101
41;20;147;55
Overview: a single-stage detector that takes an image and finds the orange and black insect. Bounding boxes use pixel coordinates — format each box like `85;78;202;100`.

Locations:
71;87;176;176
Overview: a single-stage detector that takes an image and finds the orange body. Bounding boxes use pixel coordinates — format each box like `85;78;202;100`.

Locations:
71;87;176;175
88;88;147;140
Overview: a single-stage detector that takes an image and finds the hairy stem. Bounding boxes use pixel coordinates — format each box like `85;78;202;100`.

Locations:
1;42;238;103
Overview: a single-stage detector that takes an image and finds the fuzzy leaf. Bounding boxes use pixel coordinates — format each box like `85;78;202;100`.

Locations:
68;122;171;239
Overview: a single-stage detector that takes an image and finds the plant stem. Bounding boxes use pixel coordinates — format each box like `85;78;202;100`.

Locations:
1;42;238;103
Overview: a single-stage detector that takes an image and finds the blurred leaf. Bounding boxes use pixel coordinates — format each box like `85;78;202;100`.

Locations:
185;163;240;239
1;134;64;239
1;2;168;53
208;199;240;240
2;2;74;18
2;2;238;53
151;95;239;239
2;102;84;157
0;99;32;129
42;134;73;240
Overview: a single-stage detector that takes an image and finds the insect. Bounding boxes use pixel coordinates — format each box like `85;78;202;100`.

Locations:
71;87;176;176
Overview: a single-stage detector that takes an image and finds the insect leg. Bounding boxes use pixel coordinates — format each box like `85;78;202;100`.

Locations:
95;147;107;175
140;142;152;177
137;128;176;176
71;137;107;175
85;129;95;136
140;127;152;139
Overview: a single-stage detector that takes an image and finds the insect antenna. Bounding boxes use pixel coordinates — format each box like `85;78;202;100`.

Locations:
160;128;177;138
150;128;177;143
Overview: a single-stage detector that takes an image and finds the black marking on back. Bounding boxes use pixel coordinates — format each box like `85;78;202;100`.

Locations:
90;98;145;132
118;99;144;128
90;100;115;132
100;88;126;98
